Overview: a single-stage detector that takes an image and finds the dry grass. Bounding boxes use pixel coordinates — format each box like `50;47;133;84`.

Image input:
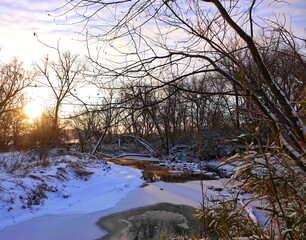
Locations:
67;162;94;179
195;149;306;239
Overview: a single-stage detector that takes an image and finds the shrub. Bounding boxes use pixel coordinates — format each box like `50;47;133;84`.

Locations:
195;148;305;239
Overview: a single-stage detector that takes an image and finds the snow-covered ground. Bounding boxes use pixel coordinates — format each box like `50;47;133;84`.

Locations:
116;154;160;162
0;152;144;231
0;151;265;240
0;180;230;240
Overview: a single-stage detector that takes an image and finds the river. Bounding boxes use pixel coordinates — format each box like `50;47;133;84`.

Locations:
0;180;227;240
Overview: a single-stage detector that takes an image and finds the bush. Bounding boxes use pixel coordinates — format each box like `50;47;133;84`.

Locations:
195;149;305;239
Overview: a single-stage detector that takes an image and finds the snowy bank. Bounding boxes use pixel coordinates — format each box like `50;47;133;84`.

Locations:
0;153;144;231
0;178;265;240
0;180;229;240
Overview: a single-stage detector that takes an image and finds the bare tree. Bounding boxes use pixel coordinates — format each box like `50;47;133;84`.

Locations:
0;58;33;151
0;58;32;116
54;2;306;238
35;50;85;142
57;0;305;170
91;91;122;154
70;111;101;152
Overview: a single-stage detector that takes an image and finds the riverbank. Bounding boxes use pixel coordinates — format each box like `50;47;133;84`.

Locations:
0;180;229;240
0;153;144;232
96;180;229;239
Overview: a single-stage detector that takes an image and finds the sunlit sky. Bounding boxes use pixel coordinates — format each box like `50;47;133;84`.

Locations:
0;0;92;116
0;0;86;67
1;0;306;66
1;0;305;117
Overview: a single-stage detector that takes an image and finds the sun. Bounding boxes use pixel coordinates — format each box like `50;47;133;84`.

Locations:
24;100;43;119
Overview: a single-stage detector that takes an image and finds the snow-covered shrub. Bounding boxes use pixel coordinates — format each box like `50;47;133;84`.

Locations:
67;161;94;180
196;149;305;239
0;153;35;176
195;194;262;239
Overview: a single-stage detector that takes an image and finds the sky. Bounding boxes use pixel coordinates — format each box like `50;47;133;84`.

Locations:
0;0;85;67
0;0;91;115
1;0;306;67
0;0;305;116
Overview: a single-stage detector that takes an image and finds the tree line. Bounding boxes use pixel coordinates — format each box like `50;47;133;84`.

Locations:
0;33;304;160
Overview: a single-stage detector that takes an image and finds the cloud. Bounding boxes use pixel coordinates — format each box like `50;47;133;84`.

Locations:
0;0;87;66
1;0;305;67
255;0;306;35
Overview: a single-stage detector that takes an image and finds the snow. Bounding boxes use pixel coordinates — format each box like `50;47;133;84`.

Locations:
202;159;236;177
117;155;160;162
279;134;301;158
0;153;144;231
156;160;202;174
238;198;258;223
0;152;267;240
0;180;230;240
168;170;184;174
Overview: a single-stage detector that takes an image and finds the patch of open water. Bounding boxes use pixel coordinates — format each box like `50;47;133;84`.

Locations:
110;158;219;182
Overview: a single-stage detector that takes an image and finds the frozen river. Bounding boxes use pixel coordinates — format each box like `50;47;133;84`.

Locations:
0;180;227;240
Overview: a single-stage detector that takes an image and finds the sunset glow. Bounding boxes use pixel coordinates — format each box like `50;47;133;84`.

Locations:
24;100;43;119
